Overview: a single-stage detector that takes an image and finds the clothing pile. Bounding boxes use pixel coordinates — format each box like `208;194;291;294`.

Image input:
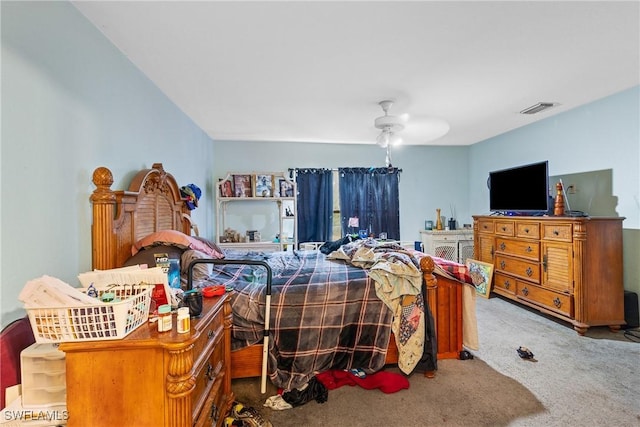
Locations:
263;368;409;411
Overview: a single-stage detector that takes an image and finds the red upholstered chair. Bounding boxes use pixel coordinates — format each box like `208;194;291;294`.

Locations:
0;317;35;409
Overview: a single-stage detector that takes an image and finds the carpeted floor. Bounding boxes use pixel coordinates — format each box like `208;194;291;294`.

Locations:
231;295;640;426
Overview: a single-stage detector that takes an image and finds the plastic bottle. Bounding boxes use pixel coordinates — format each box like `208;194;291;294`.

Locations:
177;307;190;334
158;304;172;333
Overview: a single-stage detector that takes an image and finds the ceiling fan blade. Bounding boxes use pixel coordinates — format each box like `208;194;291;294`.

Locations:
403;116;450;143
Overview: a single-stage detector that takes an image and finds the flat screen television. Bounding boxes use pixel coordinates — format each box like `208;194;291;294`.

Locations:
488;161;550;214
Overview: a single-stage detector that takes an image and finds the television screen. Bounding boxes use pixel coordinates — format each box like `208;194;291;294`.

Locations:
489;161;550;213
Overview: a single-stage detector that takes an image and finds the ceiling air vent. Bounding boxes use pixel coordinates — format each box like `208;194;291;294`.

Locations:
520;102;558;115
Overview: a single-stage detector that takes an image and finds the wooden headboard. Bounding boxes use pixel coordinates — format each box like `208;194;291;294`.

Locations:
91;163;192;270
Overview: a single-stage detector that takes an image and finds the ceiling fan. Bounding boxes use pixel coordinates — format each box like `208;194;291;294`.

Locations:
373;99;450;166
373;99;450;147
374;100;406;149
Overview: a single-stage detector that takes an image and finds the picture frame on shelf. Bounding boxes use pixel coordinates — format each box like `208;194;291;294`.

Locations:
255;174;274;197
219;178;234;198
246;230;261;242
465;259;494;298
278;178;295;198
233;174;252;198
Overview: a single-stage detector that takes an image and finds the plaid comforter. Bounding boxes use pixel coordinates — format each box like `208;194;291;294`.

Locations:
202;249;394;390
195;243;474;390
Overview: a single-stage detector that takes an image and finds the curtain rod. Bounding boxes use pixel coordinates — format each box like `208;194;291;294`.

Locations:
288;167;403;173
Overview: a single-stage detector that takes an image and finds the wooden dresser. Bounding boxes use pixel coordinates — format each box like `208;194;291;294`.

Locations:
473;215;625;335
59;295;233;427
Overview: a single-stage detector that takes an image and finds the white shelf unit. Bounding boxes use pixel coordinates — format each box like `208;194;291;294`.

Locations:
216;172;297;252
420;229;474;264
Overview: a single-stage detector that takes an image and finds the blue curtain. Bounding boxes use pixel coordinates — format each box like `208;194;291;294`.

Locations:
339;167;400;239
295;169;333;243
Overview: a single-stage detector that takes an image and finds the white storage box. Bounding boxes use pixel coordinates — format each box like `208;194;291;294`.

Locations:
26;284;152;343
20;343;66;408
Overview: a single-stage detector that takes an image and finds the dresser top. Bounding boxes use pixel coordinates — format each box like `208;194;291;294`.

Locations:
420;229;473;234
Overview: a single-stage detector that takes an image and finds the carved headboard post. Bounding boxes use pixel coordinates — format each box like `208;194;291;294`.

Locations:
91;167;117;270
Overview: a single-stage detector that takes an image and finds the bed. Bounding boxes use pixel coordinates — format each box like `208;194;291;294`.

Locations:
89;163;477;390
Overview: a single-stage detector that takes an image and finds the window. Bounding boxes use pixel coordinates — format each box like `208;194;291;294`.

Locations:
297;168;401;243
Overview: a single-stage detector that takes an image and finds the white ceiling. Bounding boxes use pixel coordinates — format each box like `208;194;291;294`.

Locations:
72;1;640;146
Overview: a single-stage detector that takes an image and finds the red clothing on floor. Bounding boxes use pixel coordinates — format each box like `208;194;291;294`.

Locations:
315;369;409;393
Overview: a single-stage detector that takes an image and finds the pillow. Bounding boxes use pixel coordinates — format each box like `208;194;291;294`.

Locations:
191;236;225;259
132;230;223;259
181;249;214;283
123;245;185;268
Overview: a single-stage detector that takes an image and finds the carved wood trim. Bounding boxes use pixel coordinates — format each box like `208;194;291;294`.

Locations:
91;164;193;270
166;345;196;427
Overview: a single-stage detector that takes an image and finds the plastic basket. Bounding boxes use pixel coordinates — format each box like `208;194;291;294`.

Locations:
26;285;152;343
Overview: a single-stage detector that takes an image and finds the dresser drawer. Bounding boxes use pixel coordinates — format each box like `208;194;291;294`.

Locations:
193;336;226;419
516;222;540;239
193;308;224;358
516;282;572;317
195;375;225;427
495;238;539;261
495;255;540;283
494;272;516;296
542;223;573;242
494;220;514;237
477;219;494;234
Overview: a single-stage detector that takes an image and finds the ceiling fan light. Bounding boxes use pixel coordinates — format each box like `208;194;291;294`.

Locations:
376;131;390;148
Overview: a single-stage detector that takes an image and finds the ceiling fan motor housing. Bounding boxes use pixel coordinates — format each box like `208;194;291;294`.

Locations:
375;115;404;132
375;100;404;132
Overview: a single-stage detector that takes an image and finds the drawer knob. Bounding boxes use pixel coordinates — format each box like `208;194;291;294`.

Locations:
210;403;219;422
502;226;507;232
522;287;529;296
553;297;562;308
500;260;506;270
206;362;214;381
526;246;532;253
526;267;533;277
504;280;511;290
553;230;559;236
208;330;214;339
500;242;506;251
524;228;529;233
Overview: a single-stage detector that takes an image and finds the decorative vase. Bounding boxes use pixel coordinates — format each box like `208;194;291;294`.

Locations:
435;209;444;230
554;182;565;216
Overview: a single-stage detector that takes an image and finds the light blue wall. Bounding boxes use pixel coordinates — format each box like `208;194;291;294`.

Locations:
212;142;471;243
1;1;215;327
469;86;640;295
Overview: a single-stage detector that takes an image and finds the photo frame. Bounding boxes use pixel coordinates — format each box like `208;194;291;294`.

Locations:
246;230;261;242
218;178;234;198
233;174;252;198
465;259;494;298
254;174;274;197
278;178;295;198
